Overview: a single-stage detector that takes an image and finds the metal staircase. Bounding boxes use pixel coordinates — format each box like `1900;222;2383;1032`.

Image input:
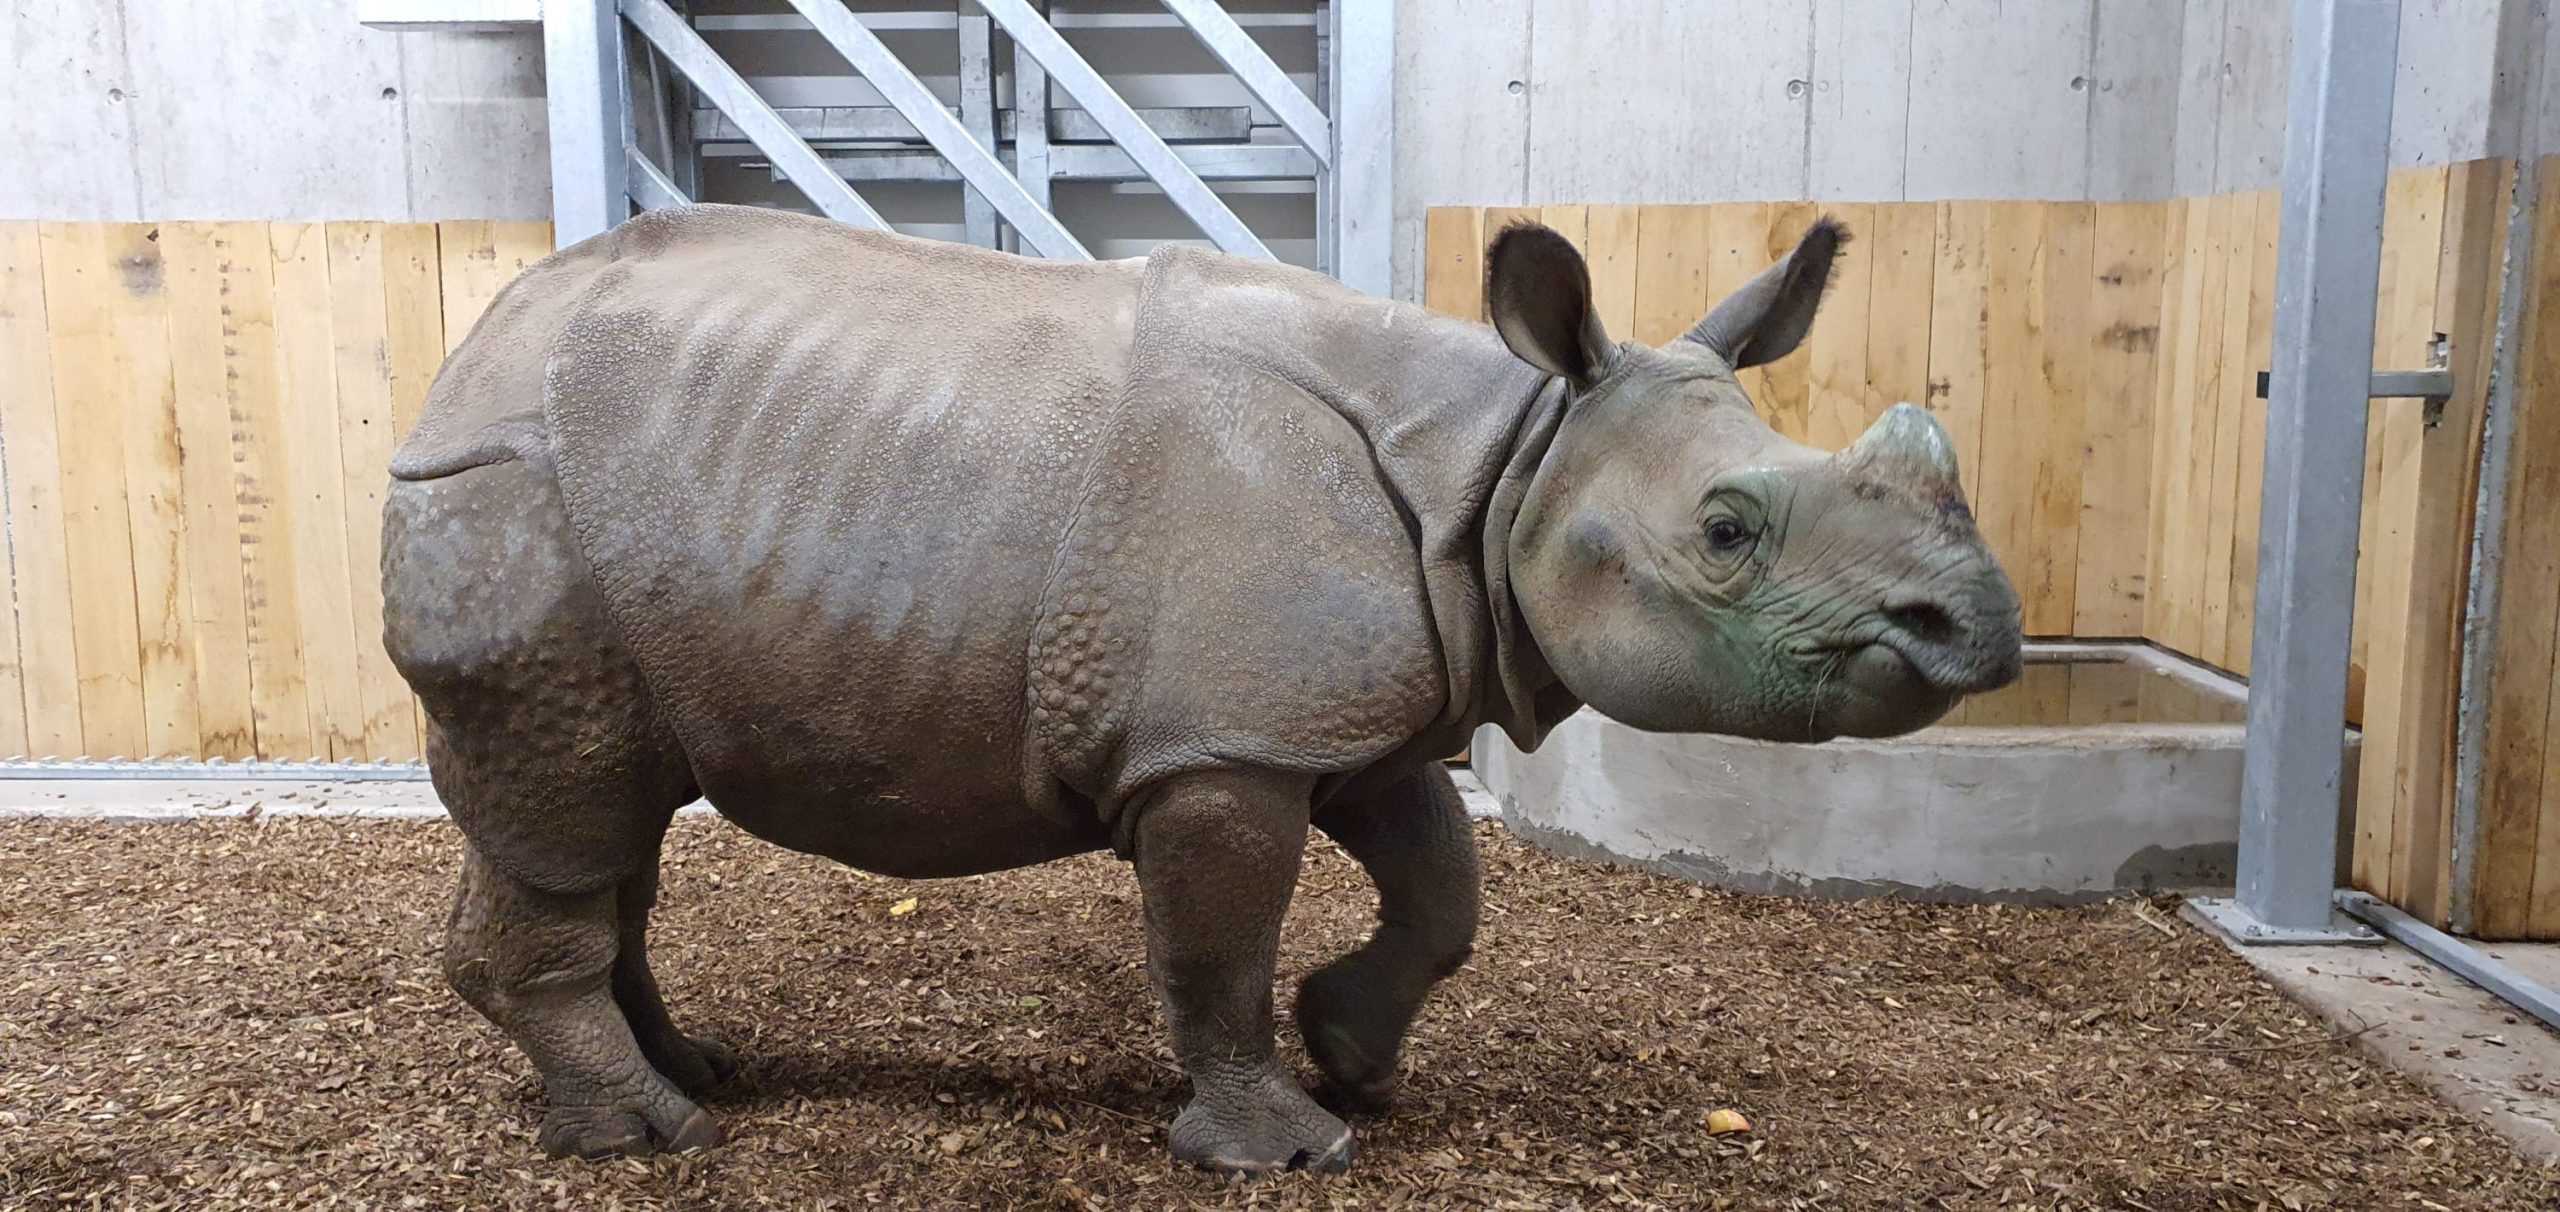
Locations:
362;0;1392;294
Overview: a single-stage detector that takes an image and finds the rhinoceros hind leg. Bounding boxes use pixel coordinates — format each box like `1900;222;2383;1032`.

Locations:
388;456;719;1153
613;867;740;1099
1296;764;1480;1113
444;845;718;1158
1133;771;1355;1175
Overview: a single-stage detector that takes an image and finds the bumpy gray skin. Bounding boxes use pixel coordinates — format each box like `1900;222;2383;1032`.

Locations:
382;204;2021;1174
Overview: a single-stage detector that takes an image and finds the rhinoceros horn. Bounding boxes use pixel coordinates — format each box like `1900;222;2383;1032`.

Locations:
1848;401;1962;484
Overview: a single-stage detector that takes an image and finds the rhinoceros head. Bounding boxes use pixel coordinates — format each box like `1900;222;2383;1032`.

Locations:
1487;219;2023;742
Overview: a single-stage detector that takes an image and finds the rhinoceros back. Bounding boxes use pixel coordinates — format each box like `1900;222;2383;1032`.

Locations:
399;206;1147;870
397;206;1457;870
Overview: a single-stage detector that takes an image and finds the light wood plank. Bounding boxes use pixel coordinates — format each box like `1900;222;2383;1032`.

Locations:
2075;202;2170;637
2480;160;2560;938
2351;165;2451;905
160;224;260;759
382;223;446;443
1421;207;1486;322
381;222;447;756
1537;204;1589;254
325;223;425;763
435;220;550;355
0;224;79;755
1804;202;1875;453
1861;202;1936;422
35;223;150;757
272;223;369;761
1924;201;1993;506
1756;203;1820;441
2159;194;2232;662
2198;191;2265;669
2143;199;2195;649
103;224;199;758
1631;206;1713;347
1583;205;1642;342
212;222;318;758
1978;202;2091;636
1706;203;1778;411
2382;161;2503;927
2221;191;2281;672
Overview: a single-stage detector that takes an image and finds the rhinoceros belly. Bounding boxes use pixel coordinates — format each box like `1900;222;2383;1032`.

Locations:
535;209;1145;876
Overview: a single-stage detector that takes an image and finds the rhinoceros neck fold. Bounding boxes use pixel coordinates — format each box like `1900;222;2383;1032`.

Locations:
1167;259;1572;749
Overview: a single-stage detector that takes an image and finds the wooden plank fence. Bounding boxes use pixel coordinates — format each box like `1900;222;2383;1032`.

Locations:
0;219;553;762
0;162;2549;936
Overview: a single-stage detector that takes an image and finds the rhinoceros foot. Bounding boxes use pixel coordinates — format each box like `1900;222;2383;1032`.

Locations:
1169;1066;1355;1177
538;1100;721;1160
1295;963;1408;1114
642;1034;739;1101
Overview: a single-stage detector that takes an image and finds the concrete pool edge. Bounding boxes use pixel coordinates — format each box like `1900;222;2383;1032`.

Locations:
1474;640;2362;907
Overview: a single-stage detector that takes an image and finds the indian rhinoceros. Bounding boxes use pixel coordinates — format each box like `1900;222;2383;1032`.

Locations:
382;203;2022;1175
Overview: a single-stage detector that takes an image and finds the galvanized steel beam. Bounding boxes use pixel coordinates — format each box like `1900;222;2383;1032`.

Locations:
2190;0;2403;946
782;0;1087;259
979;0;1273;258
624;0;892;231
1161;0;1332;167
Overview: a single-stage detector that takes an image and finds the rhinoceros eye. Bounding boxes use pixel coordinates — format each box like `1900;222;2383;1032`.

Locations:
1705;517;1754;553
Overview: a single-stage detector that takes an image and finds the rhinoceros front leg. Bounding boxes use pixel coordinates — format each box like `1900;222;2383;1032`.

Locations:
1296;763;1479;1110
1132;770;1355;1175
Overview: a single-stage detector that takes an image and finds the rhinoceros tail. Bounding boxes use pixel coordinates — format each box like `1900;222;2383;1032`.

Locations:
388;415;551;481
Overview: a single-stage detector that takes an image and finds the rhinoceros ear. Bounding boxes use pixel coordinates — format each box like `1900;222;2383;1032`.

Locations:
1486;223;1616;387
1681;217;1845;369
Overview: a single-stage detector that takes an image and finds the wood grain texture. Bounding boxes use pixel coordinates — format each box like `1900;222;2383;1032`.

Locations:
1861;203;1937;421
434;220;551;355
2220;190;2280;673
2075;202;2168;637
2352;167;2451;909
383;223;446;442
208;222;317;759
1631;205;1712;347
0;226;78;755
36;223;150;757
2378;160;2504;928
103;224;199;758
1975;202;2091;636
2479;161;2560;938
1705;203;1778;410
271;223;367;761
2142;199;2193;651
1803;201;1875;453
1583;205;1642;341
1755;203;1820;441
159;224;259;759
1421;207;1486;321
2149;193;2227;658
2196;191;2264;669
325;223;425;763
1924;202;1992;505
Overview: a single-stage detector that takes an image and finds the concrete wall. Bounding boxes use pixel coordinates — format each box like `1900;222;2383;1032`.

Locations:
1;0;550;222
4;0;2538;298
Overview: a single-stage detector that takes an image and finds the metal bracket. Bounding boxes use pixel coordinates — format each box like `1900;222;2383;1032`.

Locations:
2255;351;2456;426
2181;895;2384;946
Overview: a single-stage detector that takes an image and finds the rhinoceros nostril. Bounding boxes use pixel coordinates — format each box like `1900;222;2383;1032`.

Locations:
1880;598;1962;648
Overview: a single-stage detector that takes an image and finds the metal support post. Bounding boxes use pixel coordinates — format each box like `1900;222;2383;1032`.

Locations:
544;0;633;248
1325;0;1392;295
2187;0;2401;947
957;2;1000;249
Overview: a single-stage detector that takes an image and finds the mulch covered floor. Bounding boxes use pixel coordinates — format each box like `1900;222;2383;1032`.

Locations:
4;814;2556;1210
